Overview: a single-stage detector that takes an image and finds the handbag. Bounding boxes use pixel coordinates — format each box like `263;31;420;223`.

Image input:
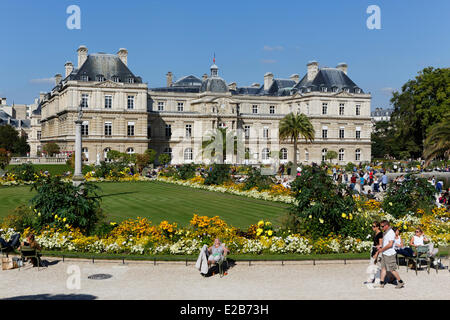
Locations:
2;257;20;270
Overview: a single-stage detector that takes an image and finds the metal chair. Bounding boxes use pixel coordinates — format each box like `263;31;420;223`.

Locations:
413;245;432;275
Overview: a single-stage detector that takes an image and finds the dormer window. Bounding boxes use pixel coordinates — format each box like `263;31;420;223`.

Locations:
344;88;350;93
112;76;120;83
332;87;338;93
355;88;361;94
81;75;88;81
96;75;105;82
127;78;135;84
306;87;311;93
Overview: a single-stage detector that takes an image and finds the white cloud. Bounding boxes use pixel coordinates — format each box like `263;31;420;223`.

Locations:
261;59;277;64
30;77;55;84
263;45;284;51
380;87;396;95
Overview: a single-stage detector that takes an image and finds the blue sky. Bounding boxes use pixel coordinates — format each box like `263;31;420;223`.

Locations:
0;0;449;109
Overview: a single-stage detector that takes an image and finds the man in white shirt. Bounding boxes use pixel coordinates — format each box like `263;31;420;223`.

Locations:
375;220;405;288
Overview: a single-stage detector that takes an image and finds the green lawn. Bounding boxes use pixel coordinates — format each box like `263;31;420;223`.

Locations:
0;181;289;229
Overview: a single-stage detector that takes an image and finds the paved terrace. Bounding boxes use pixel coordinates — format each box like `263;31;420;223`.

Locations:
1;257;449;300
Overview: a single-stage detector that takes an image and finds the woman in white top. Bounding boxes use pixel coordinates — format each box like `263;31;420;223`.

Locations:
393;228;414;257
409;227;438;257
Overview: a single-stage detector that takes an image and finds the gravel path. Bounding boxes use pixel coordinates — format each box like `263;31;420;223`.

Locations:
1;258;449;300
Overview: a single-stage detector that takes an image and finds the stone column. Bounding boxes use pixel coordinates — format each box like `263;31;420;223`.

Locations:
73;119;85;186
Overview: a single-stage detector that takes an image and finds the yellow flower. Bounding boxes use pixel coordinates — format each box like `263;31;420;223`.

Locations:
265;221;271;227
403;225;407;230
309;215;312;219
342;213;347;218
389;202;393;206
65;224;70;229
267;230;273;236
38;212;41;217
319;218;324;224
349;214;353;220
55;214;58;219
258;221;264;227
256;228;263;236
63;218;67;222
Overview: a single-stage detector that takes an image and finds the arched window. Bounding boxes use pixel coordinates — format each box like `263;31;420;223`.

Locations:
339;149;345;161
184;148;193;161
322;148;327;162
126;147;135;155
280;148;288;160
104;148;111;162
262;148;270;160
355;149;361;161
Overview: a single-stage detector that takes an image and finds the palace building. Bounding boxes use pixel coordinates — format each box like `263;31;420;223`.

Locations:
39;46;372;165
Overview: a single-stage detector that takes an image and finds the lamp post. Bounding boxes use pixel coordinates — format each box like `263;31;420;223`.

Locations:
72;102;85;186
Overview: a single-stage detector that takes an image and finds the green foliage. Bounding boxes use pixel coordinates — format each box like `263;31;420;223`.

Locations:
326;150;338;162
176;164;196;180
0;148;10;170
289;165;356;239
0;125;30;156
2;205;37;233
382;174;436;218
345;162;355;173
243;167;274;191
43;142;60;157
204;164;231;185
423;112;450;165
144;149;157;164
30;176;104;233
158;153;171;165
91;161;131;179
9;163;37;181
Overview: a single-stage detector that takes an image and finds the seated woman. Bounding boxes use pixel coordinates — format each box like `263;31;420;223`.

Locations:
207;238;229;267
393;228;414;257
409;227;438;258
20;234;41;267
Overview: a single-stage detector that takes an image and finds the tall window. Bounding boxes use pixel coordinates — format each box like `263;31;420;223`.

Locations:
37;131;41;140
280;148;288;160
356;104;361;116
82;147;89;162
104;148;111;162
263;127;269;140
322;149;327;162
127;96;135;110
339;149;345;161
305;149;309;161
339;128;345;139
127;122;135;136
81;121;89;136
244;125;250;139
322;126;328;139
165;124;172;137
269;105;275;114
252;105;258;114
262;148;270;160
147;125;151;138
104;122;112;136
184;148;193;161
105;95;112;109
185;124;192;138
355;149;361;161
81;94;89;108
177;102;184;112
356;127;361;140
322;103;328;115
306;103;310;115
339;103;345;116
158;101;164;111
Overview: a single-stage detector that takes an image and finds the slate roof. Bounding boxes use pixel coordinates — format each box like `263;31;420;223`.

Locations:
200;77;228;93
294;68;362;93
66;53;142;83
172;75;202;87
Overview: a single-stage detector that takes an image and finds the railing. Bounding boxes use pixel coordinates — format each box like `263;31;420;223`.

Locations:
10;157;69;165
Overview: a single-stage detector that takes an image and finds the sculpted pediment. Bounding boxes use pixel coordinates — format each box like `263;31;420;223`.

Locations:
334;91;353;98
95;80;123;88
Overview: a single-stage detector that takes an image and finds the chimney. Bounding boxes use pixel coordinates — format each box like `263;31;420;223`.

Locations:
55;74;62;86
117;48;128;66
65;62;74;78
77;45;88;68
336;62;348;75
307;61;319;81
166;72;173;87
264;72;274;91
251;83;260;88
228;82;237;91
39;92;45;103
202;73;208;81
290;74;300;83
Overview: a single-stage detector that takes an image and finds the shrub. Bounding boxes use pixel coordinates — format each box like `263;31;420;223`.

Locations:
30;175;104;234
43;142;60;157
204;164;231;185
243;167;274;191
176;164;196;180
289;164;356;239
1;205;37;233
158;153;171;165
382;174;436;218
9;163;37;181
0;148;10;170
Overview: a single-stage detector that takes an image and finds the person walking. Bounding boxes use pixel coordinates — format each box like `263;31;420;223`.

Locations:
375;221;405;289
364;221;383;284
381;173;388;191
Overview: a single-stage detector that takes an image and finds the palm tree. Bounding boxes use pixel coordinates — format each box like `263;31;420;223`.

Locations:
423;113;450;166
279;113;315;176
202;127;238;163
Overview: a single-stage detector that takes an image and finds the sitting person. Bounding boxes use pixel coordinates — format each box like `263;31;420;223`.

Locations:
207;238;229;268
393;228;414;257
20;234;41;267
409;227;439;258
0;233;21;251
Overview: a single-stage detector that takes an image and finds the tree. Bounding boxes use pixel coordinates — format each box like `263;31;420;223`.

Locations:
389;67;450;158
202;128;238;163
0;125;30;156
144;148;157;164
43;142;60;157
158;153;171;165
279;113;315;176
136;153;151;172
0;148;10;170
423;112;450;166
326;151;338;163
